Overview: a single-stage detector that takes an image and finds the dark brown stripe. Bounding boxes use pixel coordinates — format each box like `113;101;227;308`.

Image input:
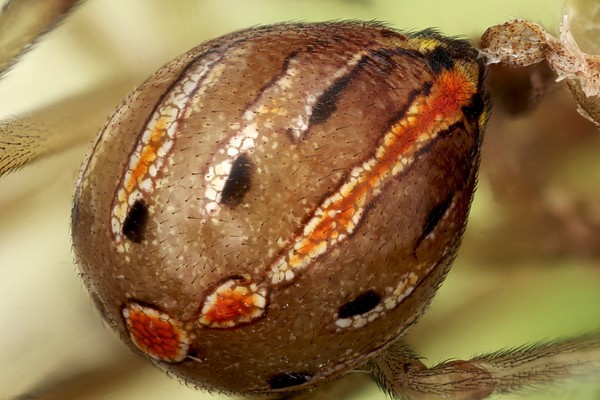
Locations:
308;47;423;127
256;50;301;96
308;65;360;125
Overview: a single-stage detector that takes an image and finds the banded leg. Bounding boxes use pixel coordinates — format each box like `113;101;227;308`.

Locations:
371;334;600;400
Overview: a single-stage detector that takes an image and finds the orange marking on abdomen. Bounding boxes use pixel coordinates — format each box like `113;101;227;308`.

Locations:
206;292;255;322
124;121;166;193
123;302;190;363
269;68;478;285
111;52;224;251
199;278;268;328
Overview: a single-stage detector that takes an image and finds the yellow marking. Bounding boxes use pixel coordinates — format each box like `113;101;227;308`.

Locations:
408;37;445;53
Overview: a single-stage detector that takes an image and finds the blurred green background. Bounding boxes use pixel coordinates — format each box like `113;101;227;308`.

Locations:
0;1;598;399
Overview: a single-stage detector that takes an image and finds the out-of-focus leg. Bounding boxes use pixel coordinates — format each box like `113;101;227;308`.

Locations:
371;335;600;400
0;0;83;77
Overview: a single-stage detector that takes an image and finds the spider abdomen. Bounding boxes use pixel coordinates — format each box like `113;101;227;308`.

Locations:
71;21;488;395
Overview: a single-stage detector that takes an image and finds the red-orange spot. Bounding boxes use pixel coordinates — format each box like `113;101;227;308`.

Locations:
200;279;267;328
205;291;255;323
432;69;476;115
123;303;189;363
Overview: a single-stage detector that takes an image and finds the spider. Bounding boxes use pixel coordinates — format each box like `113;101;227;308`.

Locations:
3;0;597;398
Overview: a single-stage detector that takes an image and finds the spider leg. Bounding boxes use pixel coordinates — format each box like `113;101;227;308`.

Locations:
0;0;83;77
0;0;95;177
0;77;136;176
370;334;600;400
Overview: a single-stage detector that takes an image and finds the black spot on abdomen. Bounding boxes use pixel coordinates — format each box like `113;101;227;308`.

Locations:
268;372;313;389
425;46;454;73
123;199;148;243
220;153;253;207
462;91;488;122
417;195;454;246
338;290;381;318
